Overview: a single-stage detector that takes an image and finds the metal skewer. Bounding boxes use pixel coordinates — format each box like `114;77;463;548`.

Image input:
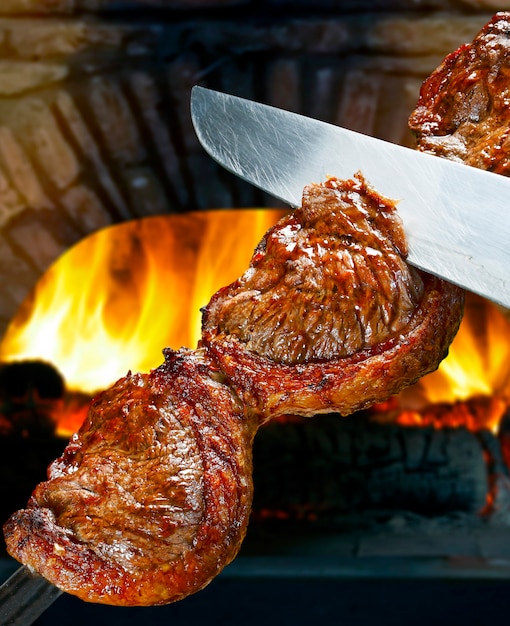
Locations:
0;565;62;626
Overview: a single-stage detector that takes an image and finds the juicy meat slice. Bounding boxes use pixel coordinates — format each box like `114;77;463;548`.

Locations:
2;176;464;610
409;12;510;172
205;176;422;363
12;14;505;606
3;175;464;609
202;175;465;422
3;348;256;607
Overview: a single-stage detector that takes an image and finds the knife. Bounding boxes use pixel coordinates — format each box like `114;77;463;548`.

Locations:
190;86;510;309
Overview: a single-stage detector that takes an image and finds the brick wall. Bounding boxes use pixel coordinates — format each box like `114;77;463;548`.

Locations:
0;3;504;335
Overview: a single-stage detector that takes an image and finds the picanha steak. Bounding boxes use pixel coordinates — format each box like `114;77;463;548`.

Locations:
4;349;257;606
409;12;510;172
9;10;510;609
3;175;464;606
201;175;464;423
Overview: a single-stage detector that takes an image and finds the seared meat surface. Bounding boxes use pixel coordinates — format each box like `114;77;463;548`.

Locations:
13;10;510;610
203;175;424;364
3;174;464;607
202;175;464;422
4;348;256;606
409;13;510;172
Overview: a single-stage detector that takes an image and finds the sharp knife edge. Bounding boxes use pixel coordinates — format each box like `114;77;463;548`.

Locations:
191;86;510;308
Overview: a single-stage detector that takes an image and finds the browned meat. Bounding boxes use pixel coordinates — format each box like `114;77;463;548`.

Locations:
3;348;256;606
16;11;510;608
202;175;465;422
409;12;510;172
3;174;464;609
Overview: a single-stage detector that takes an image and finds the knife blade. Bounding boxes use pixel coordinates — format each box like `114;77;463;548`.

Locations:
190;85;510;308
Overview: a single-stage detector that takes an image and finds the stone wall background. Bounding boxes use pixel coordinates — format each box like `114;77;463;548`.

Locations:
0;2;506;336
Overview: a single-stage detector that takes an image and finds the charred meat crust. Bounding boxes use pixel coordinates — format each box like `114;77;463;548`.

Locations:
204;272;464;422
202;175;465;422
409;12;510;173
3;348;256;607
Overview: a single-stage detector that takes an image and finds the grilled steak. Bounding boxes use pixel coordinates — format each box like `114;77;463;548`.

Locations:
12;10;510;609
4;348;256;606
202;175;464;422
409;12;510;172
3;173;464;608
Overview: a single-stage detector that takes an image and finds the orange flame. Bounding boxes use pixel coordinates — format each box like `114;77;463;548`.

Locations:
396;293;510;432
0;209;286;397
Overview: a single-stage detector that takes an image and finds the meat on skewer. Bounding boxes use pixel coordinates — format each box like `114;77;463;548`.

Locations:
409;12;510;172
4;348;257;606
202;175;464;422
3;175;464;606
9;9;510;608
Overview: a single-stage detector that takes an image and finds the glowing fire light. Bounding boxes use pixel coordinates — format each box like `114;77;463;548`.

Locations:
0;209;286;398
397;293;510;432
422;296;510;402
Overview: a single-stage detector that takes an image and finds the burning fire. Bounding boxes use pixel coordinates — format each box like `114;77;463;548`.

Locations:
390;294;510;432
0;209;285;434
417;296;510;403
0;209;509;437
